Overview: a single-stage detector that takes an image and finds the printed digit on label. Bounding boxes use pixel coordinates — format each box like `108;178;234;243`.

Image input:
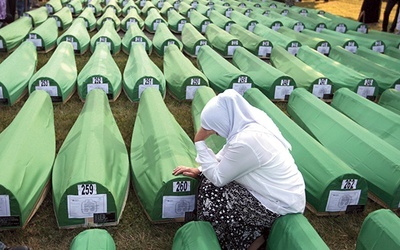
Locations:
318;78;328;85
364;79;373;86
92;77;103;84
39;79;50;87
190;78;200;85
238;76;248;83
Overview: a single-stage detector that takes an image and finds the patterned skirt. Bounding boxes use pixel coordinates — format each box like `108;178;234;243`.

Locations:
196;177;280;250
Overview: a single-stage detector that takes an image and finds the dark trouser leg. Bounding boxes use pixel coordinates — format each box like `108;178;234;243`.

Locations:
383;0;397;31
390;3;400;32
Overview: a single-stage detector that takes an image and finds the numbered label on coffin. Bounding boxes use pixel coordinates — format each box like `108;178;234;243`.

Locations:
131;37;147;51
287;42;300;56
162;195;195;218
395;84;400;91
67;194;107;218
227;40;240;56
186;78;202;99
258;41;272;57
294;22;304;32
201;21;210;33
344;42;358;53
27;33;43;48
233;77;251;96
0;39;3;49
126;18;138;30
78;183;97;195
96;37;112;51
46;4;54;14
372;41;385;53
312;79;331;98
0;87;3;99
35;79;59;96
88;77;109;94
0;195;11;217
275;80;294;100
325;190;361;212
65;36;78;51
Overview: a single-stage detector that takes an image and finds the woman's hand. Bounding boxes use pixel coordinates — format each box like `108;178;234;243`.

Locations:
194;127;216;142
173;166;201;178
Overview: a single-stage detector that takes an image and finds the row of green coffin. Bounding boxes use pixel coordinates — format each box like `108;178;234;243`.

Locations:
1;83;399;230
67;209;400;250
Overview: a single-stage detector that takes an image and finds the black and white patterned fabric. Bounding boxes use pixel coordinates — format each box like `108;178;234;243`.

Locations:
197;177;281;250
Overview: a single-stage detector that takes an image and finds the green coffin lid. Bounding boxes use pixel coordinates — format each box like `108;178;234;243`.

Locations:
90;19;122;55
24;7;49;27
70;229;116;250
301;29;358;53
52;7;73;30
152;22;183;56
181;22;208;57
122;22;152;54
24;18;58;52
58;18;90;55
0;17;32;52
130;88;199;222
378;88;400;115
172;221;221;250
205;23;242;57
77;7;97;31
96;7;121;31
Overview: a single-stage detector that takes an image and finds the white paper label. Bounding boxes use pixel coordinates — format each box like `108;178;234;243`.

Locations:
67;194;107;218
131;41;147;50
272;23;281;31
395;84;400;91
372;44;384;53
178;21;186;32
294;23;304;32
357;86;375;98
357;25;367;33
233;83;252;96
341;179;358;189
126;18;137;29
153;19;161;31
225;23;232;32
248;22;256;32
173;181;191;192
201;21;210;33
345;42;357;53
287;46;299;56
316;26;325;33
258;46;271;57
78;184;98;195
96;39;112;51
46;4;53;13
87;83;109;94
317;43;330;55
186;86;200;100
226;9;232;18
227;44;239;56
28;34;43;47
0;195;10;216
69;6;75;13
139;84;159;98
325;190;361;212
0;86;3;98
312;83;331;98
335;24;346;33
274;85;294;100
0;39;3;49
140;0;146;7
36;86;58;96
89;5;96;13
162;195;195;218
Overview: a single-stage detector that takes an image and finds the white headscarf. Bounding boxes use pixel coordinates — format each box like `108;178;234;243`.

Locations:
200;89;292;150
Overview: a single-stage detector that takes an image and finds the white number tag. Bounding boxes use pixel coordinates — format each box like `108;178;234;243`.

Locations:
173;181;190;192
190;78;201;85
341;179;358;190
143;78;154;85
0;86;3;99
78;184;97;195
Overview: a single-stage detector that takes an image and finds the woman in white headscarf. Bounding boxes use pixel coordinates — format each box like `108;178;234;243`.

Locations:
173;89;305;249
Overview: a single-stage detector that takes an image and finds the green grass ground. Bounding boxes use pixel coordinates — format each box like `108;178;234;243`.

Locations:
0;0;399;249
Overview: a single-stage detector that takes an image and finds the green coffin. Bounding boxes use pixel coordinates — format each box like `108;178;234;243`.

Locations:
24;18;58;52
160;2;174;17
0;41;36;106
88;0;104;17
205;23;242;57
77;43;122;101
253;24;301;55
58;18;90;55
385;47;400;59
191;86;226;153
356;209;400;250
212;4;233;17
164;45;209;100
77;7;97;31
181;23;208;57
263;10;305;31
189;10;210;34
0;90;55;229
152;0;165;9
152;22;183;56
121;8;144;31
122;22;153;54
46;0;63;14
233;47;295;100
196;3;213;17
209;10;234;32
91;19;122;55
229;24;272;58
229;10;257;31
329;46;398;94
322;11;368;33
270;45;333;99
366;30;400;49
197;45;252;95
123;43;166;102
96;8;121;31
296;45;378;99
332;88;400;150
244;88;368;214
267;214;329;249
130;88;199;222
249;11;283;31
167;9;187;33
0;17;32;52
378;88;400;115
301;29;358;53
355;46;400;73
277;26;331;55
286;11;327;31
70;229;116;250
66;0;83;16
52;90;129;228
28;41;77;103
144;7;167;33
24;7;48;27
141;1;156;16
52;7;73;30
287;88;400;209
105;0;122;16
122;0;140;16
172;221;221;250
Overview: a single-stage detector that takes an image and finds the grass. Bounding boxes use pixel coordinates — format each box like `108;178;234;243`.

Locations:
0;0;399;249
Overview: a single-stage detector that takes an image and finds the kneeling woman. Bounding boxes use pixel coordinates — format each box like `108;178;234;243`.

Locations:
173;89;306;249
